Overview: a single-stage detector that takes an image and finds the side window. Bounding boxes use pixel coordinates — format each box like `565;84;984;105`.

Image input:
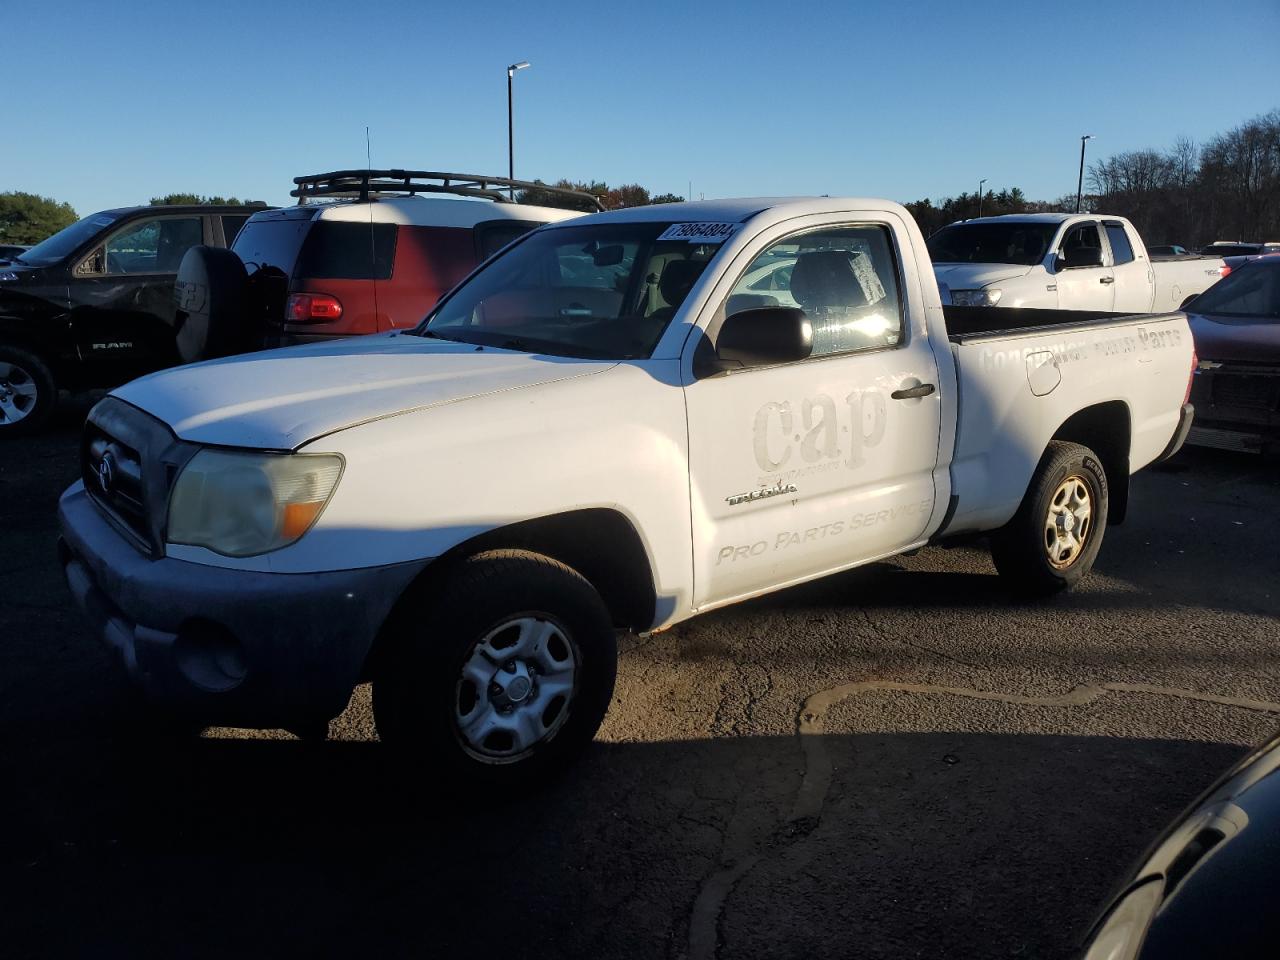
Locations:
1104;222;1136;264
1060;222;1104;259
294;222;397;280
221;215;250;245
725;224;903;357
105;217;203;274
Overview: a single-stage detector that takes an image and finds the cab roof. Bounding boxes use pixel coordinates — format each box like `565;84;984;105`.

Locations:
576;196;912;226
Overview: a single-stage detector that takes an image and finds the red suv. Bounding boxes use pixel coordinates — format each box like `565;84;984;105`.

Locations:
178;170;598;349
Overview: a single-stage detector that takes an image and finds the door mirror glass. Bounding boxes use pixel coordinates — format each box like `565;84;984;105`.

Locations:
590;244;625;267
74;247;104;276
715;306;813;369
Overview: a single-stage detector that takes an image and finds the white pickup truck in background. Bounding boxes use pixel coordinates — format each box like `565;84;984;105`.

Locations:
58;197;1197;784
928;213;1226;312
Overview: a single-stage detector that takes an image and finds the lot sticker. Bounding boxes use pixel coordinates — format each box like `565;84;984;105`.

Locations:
657;222;741;243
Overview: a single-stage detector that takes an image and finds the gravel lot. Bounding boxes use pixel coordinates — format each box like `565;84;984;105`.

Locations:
2;401;1278;959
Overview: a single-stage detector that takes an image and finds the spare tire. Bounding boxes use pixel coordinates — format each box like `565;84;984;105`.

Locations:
173;246;252;363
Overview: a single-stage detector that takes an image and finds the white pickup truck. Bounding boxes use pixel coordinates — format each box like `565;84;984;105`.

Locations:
58;197;1197;783
928;213;1225;312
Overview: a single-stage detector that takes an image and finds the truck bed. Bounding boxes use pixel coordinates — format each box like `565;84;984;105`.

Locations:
943;304;1136;341
942;305;1193;537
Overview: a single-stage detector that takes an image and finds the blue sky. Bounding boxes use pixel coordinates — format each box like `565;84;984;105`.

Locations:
5;0;1278;217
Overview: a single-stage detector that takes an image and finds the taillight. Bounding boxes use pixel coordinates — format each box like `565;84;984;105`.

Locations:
1185;348;1197;404
1219;265;1232;278
285;293;343;323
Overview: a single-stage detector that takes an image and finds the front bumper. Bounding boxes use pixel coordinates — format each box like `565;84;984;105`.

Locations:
1187;363;1280;453
58;480;429;728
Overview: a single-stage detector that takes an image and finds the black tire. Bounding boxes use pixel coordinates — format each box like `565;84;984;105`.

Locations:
372;549;618;787
0;344;56;437
990;440;1109;597
174;246;251;363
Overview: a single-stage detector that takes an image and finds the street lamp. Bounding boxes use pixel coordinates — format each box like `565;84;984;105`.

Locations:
978;178;987;217
507;61;531;199
1076;135;1094;213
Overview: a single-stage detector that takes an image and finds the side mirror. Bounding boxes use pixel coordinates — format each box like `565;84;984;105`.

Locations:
591;244;625;267
715;307;812;369
1058;247;1104;269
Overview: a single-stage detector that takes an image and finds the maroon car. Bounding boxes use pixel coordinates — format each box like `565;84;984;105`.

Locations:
1185;255;1280;454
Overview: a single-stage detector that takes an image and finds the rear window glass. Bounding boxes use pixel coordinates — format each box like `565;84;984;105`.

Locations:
1104;222;1135;264
295;222;397;280
231;218;311;280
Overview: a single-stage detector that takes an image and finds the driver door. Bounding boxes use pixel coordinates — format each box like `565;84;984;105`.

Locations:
1055;220;1115;311
69;214;208;382
684;218;942;608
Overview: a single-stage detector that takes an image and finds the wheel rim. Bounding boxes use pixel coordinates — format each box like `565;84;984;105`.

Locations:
0;361;39;425
1044;474;1093;569
453;616;579;764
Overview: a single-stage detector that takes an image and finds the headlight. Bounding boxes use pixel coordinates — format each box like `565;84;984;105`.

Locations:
167;449;344;557
951;288;1003;306
0;271;19;282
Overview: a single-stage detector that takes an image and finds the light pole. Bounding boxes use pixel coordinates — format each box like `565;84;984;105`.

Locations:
1076;134;1094;213
978;178;987;217
507;61;531;199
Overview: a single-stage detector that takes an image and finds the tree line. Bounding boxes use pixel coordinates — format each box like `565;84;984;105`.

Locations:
903;110;1280;247
1087;110;1280;247
517;179;685;212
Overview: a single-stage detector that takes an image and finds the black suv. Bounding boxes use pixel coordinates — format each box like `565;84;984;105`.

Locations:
0;203;269;435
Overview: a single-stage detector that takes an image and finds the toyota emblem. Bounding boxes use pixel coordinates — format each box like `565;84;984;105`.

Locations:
97;452;116;494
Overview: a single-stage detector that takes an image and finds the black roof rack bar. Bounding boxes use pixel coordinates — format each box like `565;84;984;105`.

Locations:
290;169;604;211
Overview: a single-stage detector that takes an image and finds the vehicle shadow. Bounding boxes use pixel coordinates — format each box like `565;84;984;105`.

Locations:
0;725;1248;960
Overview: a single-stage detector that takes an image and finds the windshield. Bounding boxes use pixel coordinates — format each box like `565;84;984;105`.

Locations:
16;212;121;266
419;222;727;360
1191;262;1280;318
927;222;1057;266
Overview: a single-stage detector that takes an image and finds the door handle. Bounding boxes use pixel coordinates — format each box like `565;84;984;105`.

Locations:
891;383;936;400
1099;277;1115;284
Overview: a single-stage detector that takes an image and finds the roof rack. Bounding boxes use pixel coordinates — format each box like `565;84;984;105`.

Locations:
290;169;604;211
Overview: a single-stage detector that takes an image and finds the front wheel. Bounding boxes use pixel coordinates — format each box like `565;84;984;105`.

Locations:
372;549;618;787
990;441;1109;597
0;345;56;437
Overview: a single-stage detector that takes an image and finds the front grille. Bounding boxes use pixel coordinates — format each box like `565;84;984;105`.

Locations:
79;397;198;557
83;425;150;547
1211;373;1279;411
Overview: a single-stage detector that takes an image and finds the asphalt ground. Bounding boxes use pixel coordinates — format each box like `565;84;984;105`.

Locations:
2;399;1278;959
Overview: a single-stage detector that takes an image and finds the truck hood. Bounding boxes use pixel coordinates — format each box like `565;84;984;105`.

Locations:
113;333;617;449
1188;312;1280;364
932;263;1035;288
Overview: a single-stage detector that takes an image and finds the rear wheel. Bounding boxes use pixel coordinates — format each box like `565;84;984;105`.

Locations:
0;345;56;437
372;549;617;787
991;441;1109;596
